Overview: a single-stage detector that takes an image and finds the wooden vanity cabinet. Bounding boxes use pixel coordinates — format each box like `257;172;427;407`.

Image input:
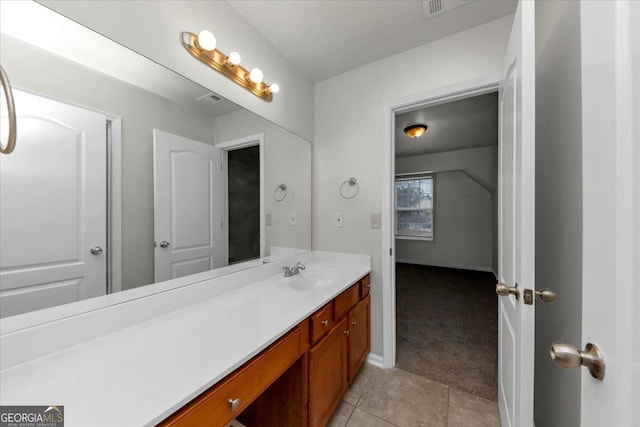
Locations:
308;317;349;427
348;295;370;383
159;328;304;427
308;279;371;427
160;274;371;427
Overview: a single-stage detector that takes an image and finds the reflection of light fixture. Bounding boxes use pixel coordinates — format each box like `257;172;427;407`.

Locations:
181;30;279;102
404;124;428;138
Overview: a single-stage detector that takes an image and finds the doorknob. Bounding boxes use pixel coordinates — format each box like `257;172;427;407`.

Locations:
550;342;605;380
524;288;557;305
496;283;519;299
158;241;170;248
90;246;103;255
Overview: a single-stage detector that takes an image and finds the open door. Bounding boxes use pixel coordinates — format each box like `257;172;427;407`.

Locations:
153;129;222;282
496;1;535;426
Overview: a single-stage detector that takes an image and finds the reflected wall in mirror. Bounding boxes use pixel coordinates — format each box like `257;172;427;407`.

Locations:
0;2;311;318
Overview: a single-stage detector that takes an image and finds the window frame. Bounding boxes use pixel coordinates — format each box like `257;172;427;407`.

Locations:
394;174;435;241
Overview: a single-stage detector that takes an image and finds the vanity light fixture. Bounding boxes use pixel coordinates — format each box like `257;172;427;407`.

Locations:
404;124;428;138
181;30;279;102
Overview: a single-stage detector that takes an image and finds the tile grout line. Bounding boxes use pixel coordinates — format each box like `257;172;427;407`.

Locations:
446;384;451;427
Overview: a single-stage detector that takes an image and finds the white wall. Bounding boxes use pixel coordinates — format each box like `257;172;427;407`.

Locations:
534;1;583;425
395;147;497;272
213;109;312;255
38;0;315;142
314;16;512;356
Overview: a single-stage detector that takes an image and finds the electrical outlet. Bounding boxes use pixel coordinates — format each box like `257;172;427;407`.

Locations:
371;213;381;229
265;213;272;226
289;212;297;226
335;212;344;228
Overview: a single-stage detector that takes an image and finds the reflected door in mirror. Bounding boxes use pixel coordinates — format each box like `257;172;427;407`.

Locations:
0;90;107;317
153;130;223;282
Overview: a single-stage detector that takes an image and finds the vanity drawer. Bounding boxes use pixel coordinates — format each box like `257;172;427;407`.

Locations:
360;275;371;297
310;301;334;344
334;283;360;320
160;328;301;427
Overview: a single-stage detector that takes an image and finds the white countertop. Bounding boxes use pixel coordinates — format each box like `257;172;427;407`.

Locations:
0;252;371;426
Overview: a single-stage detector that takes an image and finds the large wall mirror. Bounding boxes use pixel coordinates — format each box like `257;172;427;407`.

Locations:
0;2;311;321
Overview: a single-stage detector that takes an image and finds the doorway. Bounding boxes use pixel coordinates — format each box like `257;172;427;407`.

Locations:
217;133;265;265
227;145;260;264
392;90;499;401
381;79;500;380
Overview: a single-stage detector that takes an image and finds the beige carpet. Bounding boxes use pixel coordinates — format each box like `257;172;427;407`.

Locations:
396;263;498;402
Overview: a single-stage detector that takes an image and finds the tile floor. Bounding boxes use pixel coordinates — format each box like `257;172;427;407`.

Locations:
328;364;501;427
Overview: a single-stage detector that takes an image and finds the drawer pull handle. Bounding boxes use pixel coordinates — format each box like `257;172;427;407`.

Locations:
351;321;357;326
228;398;241;411
344;330;350;336
321;320;329;327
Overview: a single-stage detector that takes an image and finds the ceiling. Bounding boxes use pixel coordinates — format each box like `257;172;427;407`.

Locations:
227;0;516;82
395;92;498;158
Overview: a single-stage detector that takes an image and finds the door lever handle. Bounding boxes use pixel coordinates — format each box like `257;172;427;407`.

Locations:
550;342;605;380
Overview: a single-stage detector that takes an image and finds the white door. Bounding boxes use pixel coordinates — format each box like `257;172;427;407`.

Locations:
153;129;222;282
497;1;535;426
579;0;639;424
0;89;107;317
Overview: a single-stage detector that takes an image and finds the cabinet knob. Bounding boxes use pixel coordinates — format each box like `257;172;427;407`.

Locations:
321;320;329;327
228;398;241;411
351;321;357;326
343;330;350;336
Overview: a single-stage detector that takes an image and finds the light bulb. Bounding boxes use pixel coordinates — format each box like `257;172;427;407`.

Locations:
268;83;280;94
227;51;241;66
249;68;264;84
197;30;216;51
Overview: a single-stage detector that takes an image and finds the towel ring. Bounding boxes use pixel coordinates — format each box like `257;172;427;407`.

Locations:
273;183;287;202
339;177;359;199
0;66;17;154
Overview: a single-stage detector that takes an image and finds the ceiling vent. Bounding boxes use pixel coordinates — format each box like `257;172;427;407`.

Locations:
423;0;473;19
196;92;223;106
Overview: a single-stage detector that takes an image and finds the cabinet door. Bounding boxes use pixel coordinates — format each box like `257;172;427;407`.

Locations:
348;295;370;383
309;317;348;427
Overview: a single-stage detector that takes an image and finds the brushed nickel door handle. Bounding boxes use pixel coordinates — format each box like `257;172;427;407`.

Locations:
524;288;557;305
496;283;519;299
550;342;605;380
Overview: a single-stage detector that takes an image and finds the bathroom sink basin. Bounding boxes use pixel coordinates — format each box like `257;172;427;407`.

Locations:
286;270;345;291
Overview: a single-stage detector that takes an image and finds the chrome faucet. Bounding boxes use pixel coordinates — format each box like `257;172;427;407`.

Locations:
283;261;306;277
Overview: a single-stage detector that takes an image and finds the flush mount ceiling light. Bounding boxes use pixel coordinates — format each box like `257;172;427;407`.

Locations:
181;30;279;102
404;124;428;138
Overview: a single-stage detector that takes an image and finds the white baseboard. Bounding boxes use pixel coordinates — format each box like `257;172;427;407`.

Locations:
396;258;496;276
366;352;384;368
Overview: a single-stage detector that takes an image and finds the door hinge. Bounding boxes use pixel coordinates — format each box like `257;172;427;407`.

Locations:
390;248;393;256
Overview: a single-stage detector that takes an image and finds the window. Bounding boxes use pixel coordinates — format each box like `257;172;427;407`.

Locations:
395;175;434;240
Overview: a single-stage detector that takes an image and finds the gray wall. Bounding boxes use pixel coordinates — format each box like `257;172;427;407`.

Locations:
395;147;497;272
1;36;215;290
213;109;312;254
534;1;583;426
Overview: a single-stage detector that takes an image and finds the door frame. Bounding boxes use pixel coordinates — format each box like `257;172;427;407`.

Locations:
216;133;265;264
381;75;499;368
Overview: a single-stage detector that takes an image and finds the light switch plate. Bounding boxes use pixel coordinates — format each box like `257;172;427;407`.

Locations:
371;213;381;229
289;212;297;226
335;212;344;228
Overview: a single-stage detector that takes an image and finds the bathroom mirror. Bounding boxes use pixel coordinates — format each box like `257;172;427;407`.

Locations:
0;2;311;320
